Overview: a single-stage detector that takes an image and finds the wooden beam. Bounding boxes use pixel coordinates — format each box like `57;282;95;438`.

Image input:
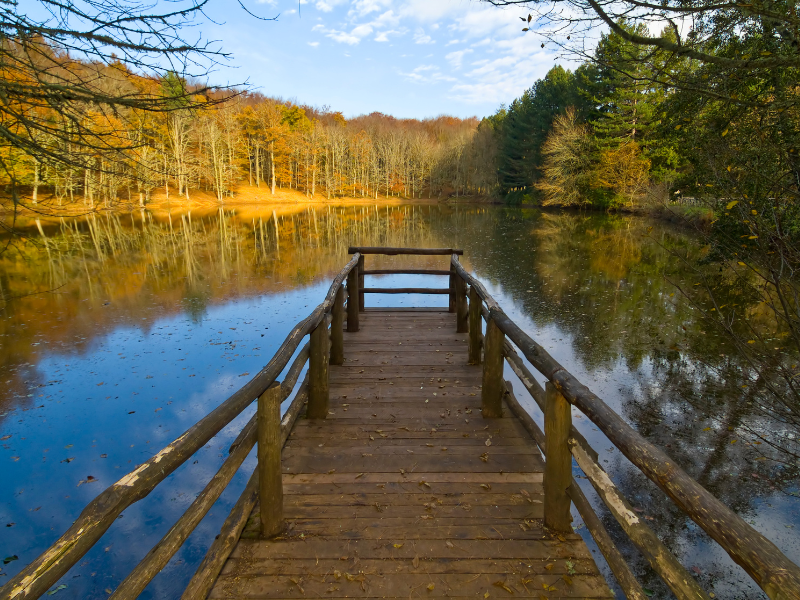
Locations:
180;378;308;600
362;269;450;276
307;319;330;419
487;307;800;599
570;439;710;599
468;286;482;365
0;253;360;600
258;382;283;538
503;384;647;600
362;287;450;294
347;261;359;332
455;276;468;333
330;287;344;366
481;318;504;418
349;246;463;255
357;254;365;312
448;261;456;313
544;382;572;533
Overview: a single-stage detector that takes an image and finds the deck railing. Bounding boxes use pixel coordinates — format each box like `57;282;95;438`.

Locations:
450;254;800;600
0;254;361;600
5;247;800;600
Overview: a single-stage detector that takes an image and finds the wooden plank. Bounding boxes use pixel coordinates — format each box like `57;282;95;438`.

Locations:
349;246;463;255
363;287;451;294
281;472;543;484
210;309;611;600
363;269;451;275
282;492;544;506
221;556;597;577
231;537;592;560
209;572;612;598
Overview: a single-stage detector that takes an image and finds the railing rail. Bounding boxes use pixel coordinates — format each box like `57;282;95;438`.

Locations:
0;253;360;600
348;247;464;308
9;246;798;600
450;253;800;600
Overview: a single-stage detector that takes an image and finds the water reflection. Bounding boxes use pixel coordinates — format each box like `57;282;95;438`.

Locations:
0;205;796;599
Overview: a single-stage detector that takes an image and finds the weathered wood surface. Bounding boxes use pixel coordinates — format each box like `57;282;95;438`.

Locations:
210;309;611;599
454;256;800;599
0;254;360;600
349;246;464;255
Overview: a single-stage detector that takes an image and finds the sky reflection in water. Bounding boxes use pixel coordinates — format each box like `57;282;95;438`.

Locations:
0;204;796;599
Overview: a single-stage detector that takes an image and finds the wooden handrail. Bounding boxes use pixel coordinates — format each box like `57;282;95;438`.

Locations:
362;269;450;276
108;345;313;599
349;246;463;255
502;384;648;600
452;254;800;599
362;287;450;294
0;253;360;600
181;377;309;600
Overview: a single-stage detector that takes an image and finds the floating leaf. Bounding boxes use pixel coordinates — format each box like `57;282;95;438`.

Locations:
3;555;18;565
726;200;739;210
46;585;67;596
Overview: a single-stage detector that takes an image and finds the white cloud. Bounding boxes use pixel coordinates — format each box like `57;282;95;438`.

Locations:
400;64;456;83
349;0;392;18
413;28;435;44
315;0;346;12
445;48;473;68
308;41;320;47
446;39;461;46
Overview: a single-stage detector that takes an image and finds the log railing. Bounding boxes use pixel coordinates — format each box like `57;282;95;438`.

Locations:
0;253;361;600
450;254;800;600
348;246;464;310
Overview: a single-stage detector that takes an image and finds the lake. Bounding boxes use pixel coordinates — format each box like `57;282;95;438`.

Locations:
0;203;797;598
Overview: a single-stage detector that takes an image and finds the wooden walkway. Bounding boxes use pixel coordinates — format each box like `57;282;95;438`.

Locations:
210;309;613;599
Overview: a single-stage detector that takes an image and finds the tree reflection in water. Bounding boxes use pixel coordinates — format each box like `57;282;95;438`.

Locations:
0;205;796;599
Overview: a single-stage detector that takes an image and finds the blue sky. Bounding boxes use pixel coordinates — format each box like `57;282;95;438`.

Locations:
201;0;565;120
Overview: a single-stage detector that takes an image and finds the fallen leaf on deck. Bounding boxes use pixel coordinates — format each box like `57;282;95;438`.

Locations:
427;583;435;591
412;555;420;568
493;580;514;594
46;584;67;595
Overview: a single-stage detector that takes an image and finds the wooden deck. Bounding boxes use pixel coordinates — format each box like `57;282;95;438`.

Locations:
210;309;613;599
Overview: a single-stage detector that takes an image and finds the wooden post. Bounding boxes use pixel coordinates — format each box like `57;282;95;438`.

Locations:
455;277;468;333
330;286;344;365
481;318;504;418
307;320;330;419
448;262;456;313
258;382;283;538
357;254;365;312
347;262;359;332
468;286;482;365
544;381;572;532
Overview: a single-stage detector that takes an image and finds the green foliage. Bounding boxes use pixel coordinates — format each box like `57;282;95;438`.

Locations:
496;66;587;195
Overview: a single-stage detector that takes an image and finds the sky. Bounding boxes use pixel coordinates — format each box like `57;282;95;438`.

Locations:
199;0;569;120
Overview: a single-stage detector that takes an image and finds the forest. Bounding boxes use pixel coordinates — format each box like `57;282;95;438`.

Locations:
1;37;494;209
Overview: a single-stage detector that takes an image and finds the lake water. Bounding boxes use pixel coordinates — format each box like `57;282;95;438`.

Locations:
0;204;796;599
